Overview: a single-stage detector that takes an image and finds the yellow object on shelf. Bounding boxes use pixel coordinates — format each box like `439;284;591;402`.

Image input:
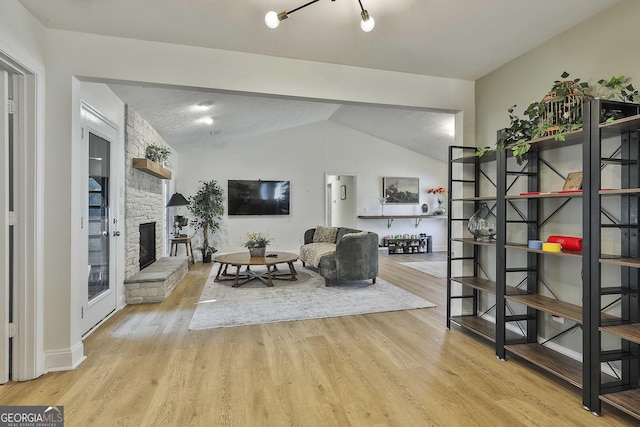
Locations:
542;242;562;253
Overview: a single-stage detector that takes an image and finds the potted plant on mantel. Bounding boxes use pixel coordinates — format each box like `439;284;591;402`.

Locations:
145;142;171;166
188;180;224;263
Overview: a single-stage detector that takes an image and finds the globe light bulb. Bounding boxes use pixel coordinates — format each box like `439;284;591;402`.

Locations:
265;11;280;29
361;15;375;32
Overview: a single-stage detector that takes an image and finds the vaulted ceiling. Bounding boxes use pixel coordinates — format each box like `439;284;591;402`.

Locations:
19;0;619;162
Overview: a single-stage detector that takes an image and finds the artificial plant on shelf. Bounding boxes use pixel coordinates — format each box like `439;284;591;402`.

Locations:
188;180;224;263
145;142;171;165
476;72;639;165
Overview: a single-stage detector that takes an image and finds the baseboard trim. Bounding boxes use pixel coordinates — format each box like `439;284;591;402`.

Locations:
45;341;86;372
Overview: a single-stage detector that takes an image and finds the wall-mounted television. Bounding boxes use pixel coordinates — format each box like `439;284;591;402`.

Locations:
228;180;290;215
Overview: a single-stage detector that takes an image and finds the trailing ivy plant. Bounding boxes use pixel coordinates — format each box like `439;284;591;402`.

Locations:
477;72;636;165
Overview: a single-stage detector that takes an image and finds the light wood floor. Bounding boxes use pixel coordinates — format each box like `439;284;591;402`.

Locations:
0;253;637;426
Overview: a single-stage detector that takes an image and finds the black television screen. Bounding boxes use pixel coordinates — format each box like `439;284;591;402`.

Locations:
228;180;290;215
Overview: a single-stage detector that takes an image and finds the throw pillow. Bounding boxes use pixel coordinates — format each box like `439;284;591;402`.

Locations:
343;231;369;238
313;225;338;243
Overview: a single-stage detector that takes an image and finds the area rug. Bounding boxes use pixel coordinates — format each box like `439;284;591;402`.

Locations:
399;261;447;278
188;264;435;330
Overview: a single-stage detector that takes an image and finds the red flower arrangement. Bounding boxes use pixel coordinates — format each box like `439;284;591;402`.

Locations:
427;187;447;195
428;186;447;205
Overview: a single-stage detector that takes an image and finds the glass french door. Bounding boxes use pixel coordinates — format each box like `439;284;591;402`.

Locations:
82;106;117;335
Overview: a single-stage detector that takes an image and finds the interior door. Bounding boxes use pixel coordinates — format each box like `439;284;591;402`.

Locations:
82;106;118;335
0;70;10;383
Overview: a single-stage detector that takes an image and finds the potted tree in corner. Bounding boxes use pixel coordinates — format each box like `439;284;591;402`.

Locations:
188;180;224;263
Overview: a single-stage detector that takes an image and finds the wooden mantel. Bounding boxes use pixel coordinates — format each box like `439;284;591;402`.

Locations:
358;214;447;228
132;158;172;180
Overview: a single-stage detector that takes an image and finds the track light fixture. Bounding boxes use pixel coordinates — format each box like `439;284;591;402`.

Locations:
265;0;374;32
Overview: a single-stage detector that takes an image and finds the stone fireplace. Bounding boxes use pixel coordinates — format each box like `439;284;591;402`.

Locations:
124;106;165;280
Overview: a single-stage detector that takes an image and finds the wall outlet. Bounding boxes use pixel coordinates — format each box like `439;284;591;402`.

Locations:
551;315;565;324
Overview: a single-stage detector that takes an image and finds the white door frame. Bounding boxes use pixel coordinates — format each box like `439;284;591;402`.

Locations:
0;69;9;384
0;47;44;381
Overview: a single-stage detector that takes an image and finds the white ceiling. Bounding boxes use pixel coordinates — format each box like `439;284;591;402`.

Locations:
19;0;619;162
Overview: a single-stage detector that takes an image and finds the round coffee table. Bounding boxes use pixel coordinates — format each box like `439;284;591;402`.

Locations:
213;251;299;287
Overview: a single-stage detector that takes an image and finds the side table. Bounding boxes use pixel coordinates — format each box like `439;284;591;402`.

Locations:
170;236;195;265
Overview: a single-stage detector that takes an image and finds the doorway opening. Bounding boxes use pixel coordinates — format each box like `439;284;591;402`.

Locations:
325;174;357;228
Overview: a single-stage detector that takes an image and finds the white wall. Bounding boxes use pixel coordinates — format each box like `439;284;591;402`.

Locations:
476;0;640;147
178;120;448;255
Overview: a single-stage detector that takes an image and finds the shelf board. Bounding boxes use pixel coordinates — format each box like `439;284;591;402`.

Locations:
358;215;444;219
505;243;583;258
452;151;496;164
505;192;583;200
503;130;583;159
600;389;640;421
451;276;496;293
600;323;640;344
132;158;172;179
451;196;496;202
600;113;640;133
505;343;583;388
450;315;497;342
505;294;583;324
451;237;496;247
600;188;640;195
600;255;640;268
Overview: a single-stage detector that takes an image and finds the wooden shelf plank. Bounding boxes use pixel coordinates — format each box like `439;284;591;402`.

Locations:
600;113;640;132
505;294;583;324
505;244;582;258
505;343;583;388
505;192;583;200
601;188;640;195
358;215;445;219
600;323;640;344
600;255;640;268
451;276;496;293
451;237;496;247
450;315;496;342
451;196;497;202
600;389;640;421
132;158;172;179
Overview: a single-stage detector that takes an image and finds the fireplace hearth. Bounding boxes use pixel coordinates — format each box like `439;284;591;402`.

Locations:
139;222;156;270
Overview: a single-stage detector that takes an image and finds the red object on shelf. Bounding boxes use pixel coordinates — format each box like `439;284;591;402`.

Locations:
547;235;582;251
520;191;540;196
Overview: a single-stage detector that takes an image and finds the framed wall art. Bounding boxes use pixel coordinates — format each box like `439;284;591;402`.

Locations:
383;177;419;204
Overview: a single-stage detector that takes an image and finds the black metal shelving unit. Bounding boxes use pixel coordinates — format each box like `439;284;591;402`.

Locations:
446;145;499;339
587;99;640;419
447;100;640;420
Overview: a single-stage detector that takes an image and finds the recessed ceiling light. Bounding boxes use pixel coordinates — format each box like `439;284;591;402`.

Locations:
199;117;214;125
194;102;212;111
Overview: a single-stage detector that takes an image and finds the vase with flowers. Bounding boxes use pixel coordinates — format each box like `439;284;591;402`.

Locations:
427;187;447;215
377;195;388;215
242;231;273;257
